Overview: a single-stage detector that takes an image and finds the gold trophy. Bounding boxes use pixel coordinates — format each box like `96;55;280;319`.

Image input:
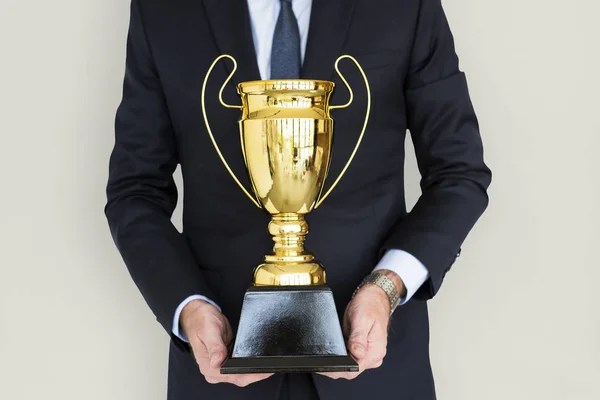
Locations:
201;55;370;373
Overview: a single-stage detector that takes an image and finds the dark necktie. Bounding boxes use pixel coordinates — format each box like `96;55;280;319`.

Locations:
270;0;301;79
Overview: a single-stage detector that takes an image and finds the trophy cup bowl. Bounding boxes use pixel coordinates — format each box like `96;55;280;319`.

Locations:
201;55;370;373
240;79;333;287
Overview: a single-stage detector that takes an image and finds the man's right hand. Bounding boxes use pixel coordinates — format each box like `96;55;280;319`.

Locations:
180;300;273;387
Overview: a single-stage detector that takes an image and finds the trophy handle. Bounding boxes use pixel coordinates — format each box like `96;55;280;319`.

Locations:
315;55;371;208
201;54;261;208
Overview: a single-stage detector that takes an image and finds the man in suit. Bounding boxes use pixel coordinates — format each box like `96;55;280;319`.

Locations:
105;0;491;399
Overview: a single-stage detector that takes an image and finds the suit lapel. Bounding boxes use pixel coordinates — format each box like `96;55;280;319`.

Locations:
202;0;261;84
301;0;357;80
302;0;361;204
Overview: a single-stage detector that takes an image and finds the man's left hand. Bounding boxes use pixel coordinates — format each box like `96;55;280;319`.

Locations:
319;270;405;380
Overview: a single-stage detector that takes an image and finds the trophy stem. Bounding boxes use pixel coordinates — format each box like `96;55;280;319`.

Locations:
253;213;326;286
267;213;312;262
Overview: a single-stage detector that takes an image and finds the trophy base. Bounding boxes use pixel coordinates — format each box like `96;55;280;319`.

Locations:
221;355;357;374
221;285;358;374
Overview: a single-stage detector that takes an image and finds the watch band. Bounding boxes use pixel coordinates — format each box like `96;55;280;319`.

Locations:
353;272;401;315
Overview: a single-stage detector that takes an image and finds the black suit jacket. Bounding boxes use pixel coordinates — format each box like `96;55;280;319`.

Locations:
105;0;491;399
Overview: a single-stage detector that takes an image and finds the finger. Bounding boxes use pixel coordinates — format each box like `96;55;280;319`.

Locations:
201;333;229;369
208;346;228;369
347;315;372;361
204;373;273;387
363;347;386;368
192;339;210;368
318;371;361;380
361;322;387;370
317;372;340;379
191;339;218;379
360;349;385;370
231;373;274;387
318;372;345;379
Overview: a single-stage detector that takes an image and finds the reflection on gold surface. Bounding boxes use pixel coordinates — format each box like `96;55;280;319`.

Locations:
201;55;371;286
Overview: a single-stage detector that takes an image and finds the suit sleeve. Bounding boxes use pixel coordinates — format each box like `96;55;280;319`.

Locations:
380;0;492;300
105;0;216;345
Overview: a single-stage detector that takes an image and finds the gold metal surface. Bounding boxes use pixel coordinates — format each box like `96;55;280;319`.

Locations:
202;55;371;286
253;213;326;286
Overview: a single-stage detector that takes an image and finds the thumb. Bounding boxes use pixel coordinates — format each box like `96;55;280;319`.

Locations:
205;337;228;369
347;317;370;360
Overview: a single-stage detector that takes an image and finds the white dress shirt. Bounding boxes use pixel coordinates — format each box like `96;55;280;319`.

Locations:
172;0;429;341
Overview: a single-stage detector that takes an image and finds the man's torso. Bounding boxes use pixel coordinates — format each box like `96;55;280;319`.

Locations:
137;1;436;398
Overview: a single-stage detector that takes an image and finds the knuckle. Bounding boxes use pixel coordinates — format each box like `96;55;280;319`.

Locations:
213;317;225;329
349;333;367;344
211;347;227;358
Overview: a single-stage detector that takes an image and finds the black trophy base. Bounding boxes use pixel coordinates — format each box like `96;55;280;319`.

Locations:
221;285;358;374
221;355;357;374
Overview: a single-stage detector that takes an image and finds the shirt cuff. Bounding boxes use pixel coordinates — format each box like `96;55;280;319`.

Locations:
172;295;222;342
373;249;429;305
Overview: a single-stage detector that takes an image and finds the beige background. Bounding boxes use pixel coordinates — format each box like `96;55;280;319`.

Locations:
1;0;598;399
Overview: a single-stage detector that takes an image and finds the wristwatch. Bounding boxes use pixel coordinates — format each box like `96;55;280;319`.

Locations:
353;272;402;315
